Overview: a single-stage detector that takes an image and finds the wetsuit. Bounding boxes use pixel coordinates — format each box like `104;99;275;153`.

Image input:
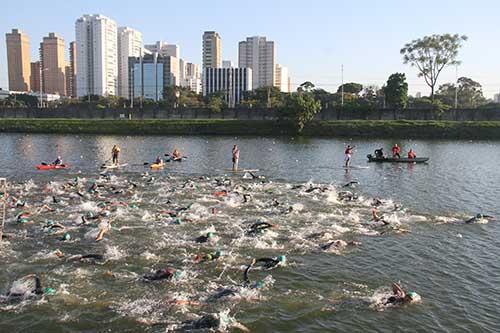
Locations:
6;275;43;298
195;233;213;243
248;222;273;235
143;267;176;281
69;254;104;261
374;149;384;159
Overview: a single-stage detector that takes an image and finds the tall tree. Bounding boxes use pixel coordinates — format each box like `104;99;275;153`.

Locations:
337;82;363;95
401;33;467;99
383;73;408;109
298;81;315;93
278;93;321;133
436;77;485;108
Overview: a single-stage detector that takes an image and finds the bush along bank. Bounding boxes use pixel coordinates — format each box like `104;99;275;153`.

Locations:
1;119;500;139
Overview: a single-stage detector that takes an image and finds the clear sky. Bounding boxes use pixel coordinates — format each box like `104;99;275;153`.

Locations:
1;0;499;97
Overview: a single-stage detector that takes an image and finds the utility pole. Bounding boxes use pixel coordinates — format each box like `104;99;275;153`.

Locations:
341;64;344;107
454;64;458;109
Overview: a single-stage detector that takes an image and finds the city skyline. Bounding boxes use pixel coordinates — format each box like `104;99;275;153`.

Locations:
1;0;500;98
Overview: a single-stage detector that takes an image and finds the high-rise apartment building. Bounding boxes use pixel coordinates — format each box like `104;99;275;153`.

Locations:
118;27;142;98
274;64;290;93
181;62;201;94
202;31;221;68
203;67;252;107
238;36;275;90
40;32;66;95
30;61;41;92
75;14;118;97
144;41;179;58
67;41;77;97
6;29;31;91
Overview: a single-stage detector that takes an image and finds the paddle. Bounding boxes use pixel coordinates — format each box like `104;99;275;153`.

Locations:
143;162;149;166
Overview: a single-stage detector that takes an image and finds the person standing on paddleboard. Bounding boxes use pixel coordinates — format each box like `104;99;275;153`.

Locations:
111;145;121;165
232;145;240;171
344;145;354;168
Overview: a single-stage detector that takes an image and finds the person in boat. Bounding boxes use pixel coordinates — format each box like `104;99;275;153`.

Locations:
391;144;401;158
154;155;163;165
111;145;121;165
172;149;181;161
53;156;63;166
374;148;385;159
344;145;354;167
407;149;417;159
232;145;240;171
384;283;420;305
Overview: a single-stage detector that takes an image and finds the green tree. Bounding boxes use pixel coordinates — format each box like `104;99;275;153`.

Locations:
245;86;284;108
337;83;363;95
298;81;315;93
205;92;227;113
436;77;486;108
278;92;321;133
383;73;408;109
401;33;467;99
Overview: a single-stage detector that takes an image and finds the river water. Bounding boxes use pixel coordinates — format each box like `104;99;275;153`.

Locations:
0;133;499;332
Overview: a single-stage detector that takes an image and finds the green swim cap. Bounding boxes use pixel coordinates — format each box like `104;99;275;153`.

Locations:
215;250;222;257
476;213;483;219
173;270;182;280
97;202;106;208
173;218;182;225
254;280;264;289
18;218;29;224
129;203;138;209
62;232;71;241
207;232;214;238
206;254;213;261
86;212;94;218
408;291;418;299
277;255;286;263
44;287;55;295
46;220;54;226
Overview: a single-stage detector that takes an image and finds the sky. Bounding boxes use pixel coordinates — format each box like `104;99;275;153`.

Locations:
1;0;499;97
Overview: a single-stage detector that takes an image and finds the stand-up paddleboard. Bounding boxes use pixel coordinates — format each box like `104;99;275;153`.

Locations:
101;163;128;169
222;169;260;173
36;164;68;170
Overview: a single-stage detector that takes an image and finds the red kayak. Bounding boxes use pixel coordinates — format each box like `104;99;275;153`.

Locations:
36;164;68;170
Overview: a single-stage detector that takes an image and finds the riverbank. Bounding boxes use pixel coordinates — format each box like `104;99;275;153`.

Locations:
1;118;500;139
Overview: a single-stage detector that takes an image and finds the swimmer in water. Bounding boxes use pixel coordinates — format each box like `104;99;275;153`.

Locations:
320;240;361;251
247;222;275;235
195;232;215;243
2;274;54;302
143;267;177;281
384;283;420;306
67;254;104;262
371;208;390;225
194;250;222;263
465;213;494;224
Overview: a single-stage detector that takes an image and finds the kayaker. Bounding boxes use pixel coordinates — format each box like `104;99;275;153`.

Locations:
232;145;240;171
111;145;121;165
172;149;181;160
155;155;163;165
344;145;354;167
53;156;63;166
407;149;416;159
391;144;401;158
374;148;384;159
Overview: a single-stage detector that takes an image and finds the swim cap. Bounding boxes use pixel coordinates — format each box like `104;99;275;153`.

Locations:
86;212;94;218
207;232;214;238
476;213;483;219
62;232;71;241
46;220;54;226
254;280;264;289
408;291;418;299
129;203;138;209
173;270;182;280
43;287;55;295
206;254;213;261
215;250;222;257
277;255;286;263
18;218;28;224
97;202;106;208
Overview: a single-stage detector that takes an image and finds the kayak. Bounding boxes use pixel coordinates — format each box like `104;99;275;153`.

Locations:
36;164;68;170
150;162;165;169
367;154;429;163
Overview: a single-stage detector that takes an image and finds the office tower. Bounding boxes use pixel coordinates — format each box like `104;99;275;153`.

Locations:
238;36;275;89
67;41;77;97
75;14;118;97
202;31;221;68
6;29;31;91
274;64;290;93
203;67;252;107
30;61;41;92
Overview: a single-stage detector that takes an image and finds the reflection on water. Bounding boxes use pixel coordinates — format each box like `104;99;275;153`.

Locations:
0;133;499;332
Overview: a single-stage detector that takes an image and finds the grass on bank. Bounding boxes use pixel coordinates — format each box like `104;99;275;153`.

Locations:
1;118;500;139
